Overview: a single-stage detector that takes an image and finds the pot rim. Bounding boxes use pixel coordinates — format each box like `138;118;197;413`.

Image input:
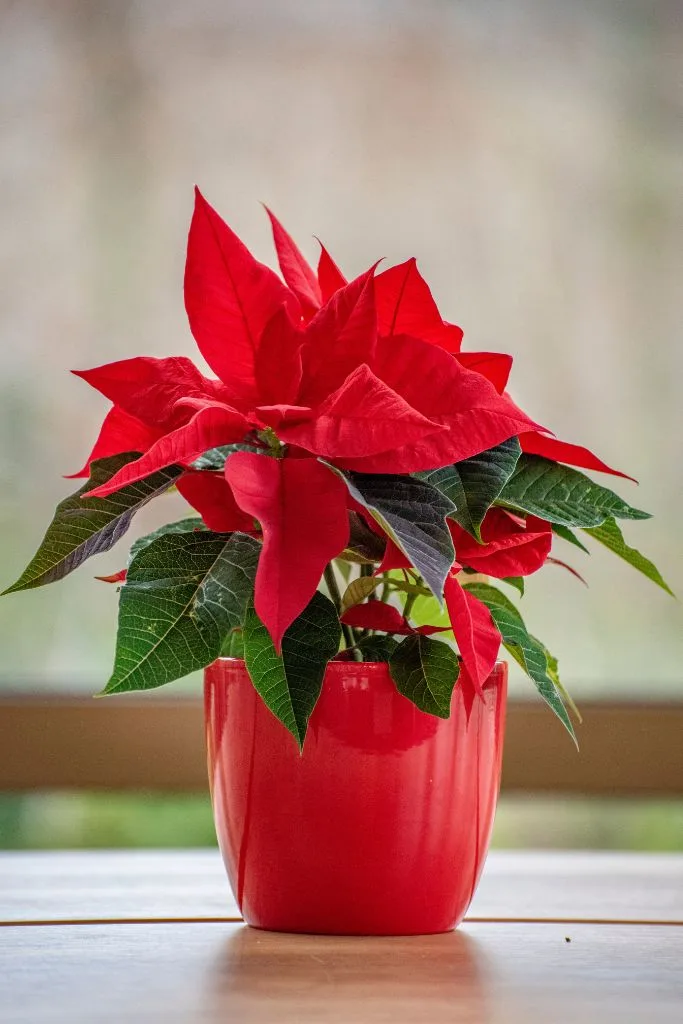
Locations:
213;656;508;682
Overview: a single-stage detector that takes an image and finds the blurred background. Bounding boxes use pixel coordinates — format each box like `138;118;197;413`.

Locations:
1;0;681;849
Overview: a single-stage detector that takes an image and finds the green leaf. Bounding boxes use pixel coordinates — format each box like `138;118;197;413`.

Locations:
243;591;341;750
502;576;525;596
342;510;388;564
420;437;521;539
340;576;382;614
498;455;650;528
389;634;460;718
3;454;181;595
552;523;590;554
129;518;206;563
583;517;673;596
221;628;244;659
463;582;577;744
355;635;399;662
103;531;260;694
344;472;455;601
540;643;582;724
191;443;261;471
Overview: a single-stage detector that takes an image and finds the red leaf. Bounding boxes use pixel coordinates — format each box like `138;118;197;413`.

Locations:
520;432;636;482
456;352;513;394
546;556;588;586
254;307;303;405
273;364;444;459
95;569;127;584
298;266;378;405
375;258;443;337
444;574;501;697
316;241;347;301
264;207;321;317
377;536;411;574
425;323;464;353
374;258;464;352
84;404;249;498
65;406;161;479
342;602;412;634
225;453;349;651
176;471;255;533
184;188;298;404
450;509;552;578
72;356;227;430
337;333;541;473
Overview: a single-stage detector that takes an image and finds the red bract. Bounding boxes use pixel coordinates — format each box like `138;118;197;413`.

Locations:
263;364;445;460
95;569;127;584
341;601;449;636
67;406;160;479
69;190;632;651
518;432;635;482
176;471;255;535
455;352;512;394
267;210;631;482
316;242;347;301
85;404;250;497
225;453;349;651
374;258;463;351
298;266;379;405
265;206;322;319
444;574;501;696
450;509;552;578
185;188;299;405
339;333;540;473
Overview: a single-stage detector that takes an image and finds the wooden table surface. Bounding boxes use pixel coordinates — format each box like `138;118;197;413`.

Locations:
1;850;682;1023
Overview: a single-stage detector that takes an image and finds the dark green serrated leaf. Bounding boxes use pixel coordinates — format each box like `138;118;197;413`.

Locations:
355;635;399;662
552;523;590;554
103;531;260;694
3;454;181;595
502;576;525;596
243;591;341;750
129;518;206;563
463;582;577;744
583;517;673;596
389;634;460;718
498;455;650;528
191;443;261;471
420;437;521;539
344;473;455;602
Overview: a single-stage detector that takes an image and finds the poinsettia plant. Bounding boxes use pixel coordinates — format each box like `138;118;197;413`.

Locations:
4;189;672;748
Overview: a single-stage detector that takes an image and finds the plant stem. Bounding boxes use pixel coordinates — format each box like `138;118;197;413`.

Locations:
324;563;356;652
402;570;425;623
403;592;418;622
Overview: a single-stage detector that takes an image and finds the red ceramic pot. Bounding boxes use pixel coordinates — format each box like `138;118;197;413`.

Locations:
205;658;507;936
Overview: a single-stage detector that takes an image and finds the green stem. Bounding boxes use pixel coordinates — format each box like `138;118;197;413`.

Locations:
403;592;418;622
324;563;356;652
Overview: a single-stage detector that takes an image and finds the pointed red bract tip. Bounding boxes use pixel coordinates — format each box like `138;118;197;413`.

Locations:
264;205;321;317
316;239;347;301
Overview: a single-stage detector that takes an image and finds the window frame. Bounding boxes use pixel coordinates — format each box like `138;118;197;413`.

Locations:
1;696;681;795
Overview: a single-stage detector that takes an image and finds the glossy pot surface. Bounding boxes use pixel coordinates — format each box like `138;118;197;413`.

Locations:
205;658;507;935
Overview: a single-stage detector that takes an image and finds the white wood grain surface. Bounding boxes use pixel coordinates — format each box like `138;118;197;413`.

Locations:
1;851;682;1024
1;850;681;924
